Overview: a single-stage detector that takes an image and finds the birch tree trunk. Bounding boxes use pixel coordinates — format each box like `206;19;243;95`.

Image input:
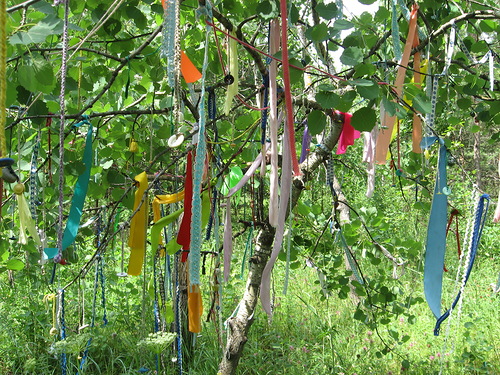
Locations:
218;115;344;374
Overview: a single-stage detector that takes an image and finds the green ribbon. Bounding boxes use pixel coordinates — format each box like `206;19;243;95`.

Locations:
61;118;93;251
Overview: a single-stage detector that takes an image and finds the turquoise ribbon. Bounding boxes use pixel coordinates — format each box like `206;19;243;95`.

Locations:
422;136;448;318
61;118;93;251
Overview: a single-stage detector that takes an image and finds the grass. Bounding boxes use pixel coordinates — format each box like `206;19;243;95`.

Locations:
187;250;500;375
1;212;499;375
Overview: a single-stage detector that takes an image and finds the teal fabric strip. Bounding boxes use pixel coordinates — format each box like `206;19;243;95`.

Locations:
422;136;448;318
61;121;93;251
391;0;402;62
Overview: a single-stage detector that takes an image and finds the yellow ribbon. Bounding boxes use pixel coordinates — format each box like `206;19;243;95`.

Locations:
14;183;41;246
152;190;185;222
224;31;239;116
127;172;149;276
43;293;58;335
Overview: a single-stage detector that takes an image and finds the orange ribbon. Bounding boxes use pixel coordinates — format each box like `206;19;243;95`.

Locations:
376;4;419;164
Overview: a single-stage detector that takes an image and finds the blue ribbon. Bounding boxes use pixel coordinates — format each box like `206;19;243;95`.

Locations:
434;194;490;335
61;118;93;251
422;136;448;319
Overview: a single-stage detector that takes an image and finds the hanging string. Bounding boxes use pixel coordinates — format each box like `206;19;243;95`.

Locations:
56;0;71;267
58;289;67;375
174;254;183;375
0;0;7;159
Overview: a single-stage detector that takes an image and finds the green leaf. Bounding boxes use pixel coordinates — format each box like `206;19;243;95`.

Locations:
333;19;354;31
314;2;338;20
353;79;379;100
18;65;38;92
307;110;327;135
358;0;377;4
412;94;431;114
32;0;56;15
340;47;363;66
256;0;278;20
305;23;329;42
351;107;377;132
315;91;340;109
126;7;147;29
6;259;25;271
9;14;63;45
32;57;55;91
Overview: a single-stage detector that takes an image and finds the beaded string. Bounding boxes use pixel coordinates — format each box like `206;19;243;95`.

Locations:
56;0;70;264
438;188;478;364
58;289;67;375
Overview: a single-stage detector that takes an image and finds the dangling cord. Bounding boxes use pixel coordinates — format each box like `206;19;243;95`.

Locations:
260;72;269;177
58;289;67;375
174;254;183;375
0;0;7;160
443;209;461;272
46;116;53;183
55;0;70;282
153;251;160;374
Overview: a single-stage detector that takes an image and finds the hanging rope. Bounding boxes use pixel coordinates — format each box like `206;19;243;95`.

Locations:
58;289;67;375
0;0;7;159
56;0;71;269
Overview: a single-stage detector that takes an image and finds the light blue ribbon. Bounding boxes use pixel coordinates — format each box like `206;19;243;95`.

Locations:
61;118;93;251
422;136;448;319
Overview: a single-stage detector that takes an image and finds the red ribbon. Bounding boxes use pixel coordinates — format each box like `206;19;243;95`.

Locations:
177;150;193;262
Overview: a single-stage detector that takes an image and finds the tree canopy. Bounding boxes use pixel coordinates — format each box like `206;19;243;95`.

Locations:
1;0;500;374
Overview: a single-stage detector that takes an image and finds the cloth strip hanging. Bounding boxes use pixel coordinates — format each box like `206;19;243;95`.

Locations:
422;136;449;319
15;183;42;246
222;146;269;282
177;151;193;262
153;191;184;222
280;0;300;176
224;31;239;116
299;123;312;163
434;194;490;335
260;118;293;317
61;120;93;252
127;171;149;276
411;24;422;153
375;3;419;164
180;51;202;83
268;18;280;227
363;126;377;198
335;111;359;155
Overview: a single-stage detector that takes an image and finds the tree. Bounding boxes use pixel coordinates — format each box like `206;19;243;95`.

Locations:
1;0;499;374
